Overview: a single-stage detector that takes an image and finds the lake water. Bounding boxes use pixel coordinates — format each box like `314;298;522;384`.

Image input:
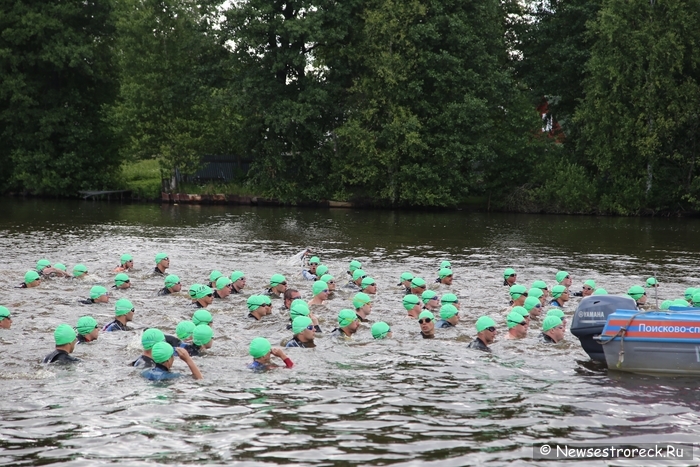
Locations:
1;199;700;466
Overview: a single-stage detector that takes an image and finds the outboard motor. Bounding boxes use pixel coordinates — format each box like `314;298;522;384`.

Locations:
570;295;637;363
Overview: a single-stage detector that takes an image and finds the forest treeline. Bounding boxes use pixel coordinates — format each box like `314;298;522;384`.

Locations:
1;0;700;214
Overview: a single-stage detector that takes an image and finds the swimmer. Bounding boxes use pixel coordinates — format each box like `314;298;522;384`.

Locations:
20;270;41;288
398;272;414;293
248;337;294;370
410;277;427;296
286;316;316;348
646;277;659;288
572;279;596;297
157;274;182;296
288;299;321;332
531;280;549;299
192;309;213;327
114;254;134;272
247;295;272;320
213;276;233;299
371;322;392;339
42;324;80;364
307;280;329;306
283;289;303;310
627;285;647;308
550;285;570;307
503;268;517;286
505;310;527;339
540;316;565;343
360;276;377;294
54;263;67;275
546;309;567;329
316;265;329;278
468;316;497;352
141;342;203;380
555;271;572;288
189;284;213;309
441;293;460;310
348;269;367;289
103;298;135;331
347;260;362;279
302;256;320;280
76;316;99;343
436;268;453;285
208;270;223;289
266;274;288;298
353;292;372;322
440;260;452;270
113;273;131;290
512;306;531;329
72;264;88;278
79;285;110;304
0;307;12;329
131;328;165;368
435;304;459;328
403;294;422;318
685;288;696;305
154;252;169;275
418;310;435;338
175;321;196;344
320;274;336;292
230;271;246;294
523;296;542;319
422;290;440;312
179;324;214;357
528;288;545;307
660;300;672;310
331;309;361;338
36;259;68;278
691;293;700;308
509;284;528;307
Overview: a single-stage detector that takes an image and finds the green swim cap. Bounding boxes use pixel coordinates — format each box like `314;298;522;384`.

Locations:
440;304;458;320
24;270;40;284
90;285;107;300
555;271;569;283
164;274;180;288
260;295;272;306
441;293;458;305
72;264;88;277
411;277;426;288
403;294;420;310
120;254;133;265
419;310;435;320
685;288;696;300
509;284;527;299
593;288;608;295
338;309;358;327
209;270;223;283
76;316;98;335
360;277;375;290
188;284;202;298
320;274;334;283
440;261;452;269
151;341;174;364
231;271;245;282
627;285;645;300
193;324;214;346
292;315;313;335
54;324;76;346
192;285;213;300
692;292;700;306
512;306;529;318
371;321;391;339
192;309;213;326
348;260;362;273
660;300;672;310
551;285;567;298
54;263;67;272
531;280;547;289
247;295;265;311
352;269;366;281
216;276;232;290
316;265;329;277
249;337;271;358
503;268;516;279
309;256;320;265
176;320;196;340
523;296;540;311
353;292;371;309
400;272;414;282
290;300;310;318
141;328;165;350
155;252;168;264
115;298;134;316
36;259;51;272
312;280;328;296
114;273;130;286
506;311;526;329
421;290;437;305
528;288;543;299
542;315;563;332
646;277;658;287
439;268;453;279
270;274;286;286
475;316;496;332
546;309;565;319
583;279;596;289
672;298;689;307
0;306;10;319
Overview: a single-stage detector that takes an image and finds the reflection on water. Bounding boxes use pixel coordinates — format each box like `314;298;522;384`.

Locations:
2;198;700;465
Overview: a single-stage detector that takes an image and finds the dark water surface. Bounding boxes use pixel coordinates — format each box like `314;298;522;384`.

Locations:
1;199;700;466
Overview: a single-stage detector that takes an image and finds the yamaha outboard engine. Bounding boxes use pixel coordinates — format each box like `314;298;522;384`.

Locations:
571;295;637;363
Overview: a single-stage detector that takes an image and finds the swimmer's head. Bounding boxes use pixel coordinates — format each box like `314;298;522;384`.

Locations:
352;292;371;309
439;304;458;320
338;309;358;327
660;300;672;310
503;268;516;279
151;341;174;364
192;309;213;326
308;256;320;265
209;270;223;283
593;288;608;295
141;328;165;350
555;271;569;283
440;261;452;269
53;263;67;272
249;337;271;358
546;309;565;320
290;299;310;318
348;260;362;274
627;285;645;300
54;324;77;346
523;296;541;311
421;290;437;305
192;284;213;300
72;264;88;277
312;280;329;296
76;316;98;336
115;298;134;316
176;321;196;340
542;315;563;332
155;252;168;264
509;284;527;300
247;295;265;311
371;321;391;339
120;254;133;266
441;293;458;305
316;265;329;277
411;277;426;289
402;294;420;310
352;269;366;281
216;276;232;290
231;271;245;282
506;311;526;329
475;316;497;333
90;285;108;300
164;274;180;288
36;259;51;272
114;273;130;287
193;324;214;346
551;285;567;299
646;277;658;287
439;268;452;279
270;274;286;287
24;270;40;285
292;316;313;335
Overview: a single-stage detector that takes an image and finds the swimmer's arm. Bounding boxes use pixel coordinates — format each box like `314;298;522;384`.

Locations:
176;347;203;380
271;348;294;368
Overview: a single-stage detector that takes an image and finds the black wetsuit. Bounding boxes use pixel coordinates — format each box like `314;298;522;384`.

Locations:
213;290;222;299
43;349;80;364
179;342;201;357
157;287;171;296
540;333;556;344
231;286;242;294
193;301;204;309
356;315;369;323
132;355;156;368
248;313;259;320
103;320;129;332
164;334;181;347
76;334;91;344
153;267;165;275
467;337;491;353
79;298;95;305
419;332;434;339
285;337;315;348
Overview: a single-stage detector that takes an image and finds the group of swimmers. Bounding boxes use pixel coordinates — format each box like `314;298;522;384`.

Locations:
3;251;683;381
